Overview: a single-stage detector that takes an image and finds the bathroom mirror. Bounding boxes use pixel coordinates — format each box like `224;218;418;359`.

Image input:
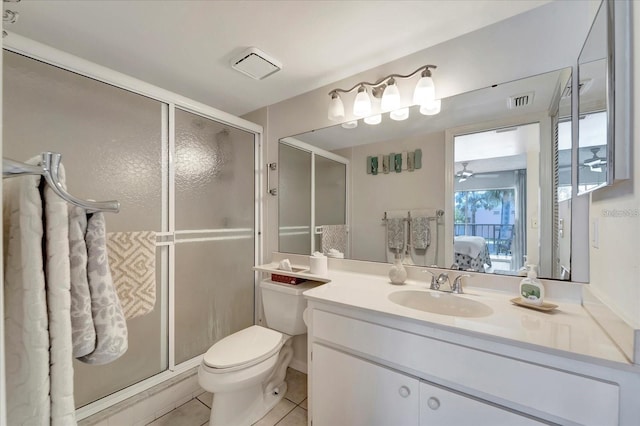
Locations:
576;0;632;194
279;68;574;281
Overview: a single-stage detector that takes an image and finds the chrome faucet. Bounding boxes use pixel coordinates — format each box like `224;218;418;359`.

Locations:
451;274;471;294
423;270;450;291
423;270;471;294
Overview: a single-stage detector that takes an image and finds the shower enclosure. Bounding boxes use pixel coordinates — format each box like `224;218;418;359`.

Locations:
3;42;261;416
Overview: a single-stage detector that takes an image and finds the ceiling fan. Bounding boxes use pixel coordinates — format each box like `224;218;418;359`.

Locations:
583;147;607;172
455;162;474;182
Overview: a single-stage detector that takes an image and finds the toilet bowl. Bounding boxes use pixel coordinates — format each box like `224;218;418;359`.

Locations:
198;279;317;426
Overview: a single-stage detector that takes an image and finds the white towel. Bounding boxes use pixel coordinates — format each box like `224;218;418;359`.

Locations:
3;171;50;425
454;236;486;258
43;166;77;425
3;158;77;425
78;213;128;365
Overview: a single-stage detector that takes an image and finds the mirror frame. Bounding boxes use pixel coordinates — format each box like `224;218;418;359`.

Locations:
576;0;632;195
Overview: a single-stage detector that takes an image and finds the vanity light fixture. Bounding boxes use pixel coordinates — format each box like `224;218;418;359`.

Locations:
341;120;358;129
327;65;438;123
420;99;441;116
364;114;382;125
390;107;409;121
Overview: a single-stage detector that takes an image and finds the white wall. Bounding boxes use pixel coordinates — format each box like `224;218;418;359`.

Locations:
243;0;593;264
243;0;595;369
337;131;445;265
587;4;640;328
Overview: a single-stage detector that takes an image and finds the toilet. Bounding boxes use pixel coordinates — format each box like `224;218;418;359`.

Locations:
198;279;316;426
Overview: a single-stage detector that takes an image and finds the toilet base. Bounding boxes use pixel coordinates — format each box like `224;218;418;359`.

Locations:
209;381;288;426
208;339;294;426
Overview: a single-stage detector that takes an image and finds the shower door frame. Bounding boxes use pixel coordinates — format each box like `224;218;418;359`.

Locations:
3;34;264;420
279;137;350;256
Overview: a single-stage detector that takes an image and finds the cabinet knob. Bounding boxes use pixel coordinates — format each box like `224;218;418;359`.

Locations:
398;386;411;398
427;397;440;410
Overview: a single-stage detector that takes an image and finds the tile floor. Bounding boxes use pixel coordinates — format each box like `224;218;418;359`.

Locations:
146;368;308;426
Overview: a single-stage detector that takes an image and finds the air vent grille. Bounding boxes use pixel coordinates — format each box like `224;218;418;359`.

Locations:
230;47;282;80
507;92;534;109
562;79;592;99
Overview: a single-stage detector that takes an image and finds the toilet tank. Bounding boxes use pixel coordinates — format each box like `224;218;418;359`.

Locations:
260;280;318;335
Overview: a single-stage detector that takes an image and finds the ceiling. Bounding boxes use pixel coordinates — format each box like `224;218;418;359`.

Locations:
5;0;550;116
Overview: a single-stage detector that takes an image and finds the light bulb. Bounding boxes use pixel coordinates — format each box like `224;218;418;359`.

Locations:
420;99;441;116
341;120;358;129
381;79;400;112
353;86;372;117
364;114;382;125
413;69;435;106
390;107;409;121
327;92;345;121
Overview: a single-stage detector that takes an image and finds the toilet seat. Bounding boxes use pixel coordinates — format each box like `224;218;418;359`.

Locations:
203;325;283;373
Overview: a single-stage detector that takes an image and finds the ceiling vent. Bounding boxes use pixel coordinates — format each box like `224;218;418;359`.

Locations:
561;79;593;99
507;92;534;109
230;47;282;80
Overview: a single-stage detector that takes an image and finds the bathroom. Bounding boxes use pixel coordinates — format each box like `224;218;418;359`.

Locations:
2;0;640;425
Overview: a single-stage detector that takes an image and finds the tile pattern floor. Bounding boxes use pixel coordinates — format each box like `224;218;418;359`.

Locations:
147;368;308;426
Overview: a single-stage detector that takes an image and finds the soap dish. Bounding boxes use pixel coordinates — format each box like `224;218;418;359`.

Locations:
510;297;558;312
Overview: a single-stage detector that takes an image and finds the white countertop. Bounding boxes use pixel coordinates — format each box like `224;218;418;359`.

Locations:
304;270;628;364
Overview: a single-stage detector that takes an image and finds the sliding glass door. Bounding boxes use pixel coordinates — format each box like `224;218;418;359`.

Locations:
3;49;260;409
173;109;255;365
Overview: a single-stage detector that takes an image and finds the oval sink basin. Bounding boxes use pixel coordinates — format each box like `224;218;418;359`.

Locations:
388;290;493;318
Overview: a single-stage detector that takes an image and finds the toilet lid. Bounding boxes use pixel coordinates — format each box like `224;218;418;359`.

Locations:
203;325;283;369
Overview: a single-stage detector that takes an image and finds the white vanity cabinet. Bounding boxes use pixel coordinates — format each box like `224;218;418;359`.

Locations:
312;343;419;426
418;381;542;426
312;343;540;426
307;304;622;426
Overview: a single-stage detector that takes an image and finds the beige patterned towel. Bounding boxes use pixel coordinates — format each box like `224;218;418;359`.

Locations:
107;231;156;319
321;224;347;255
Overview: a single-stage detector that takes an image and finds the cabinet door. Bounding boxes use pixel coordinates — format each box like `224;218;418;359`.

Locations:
312;344;419;426
419;381;544;426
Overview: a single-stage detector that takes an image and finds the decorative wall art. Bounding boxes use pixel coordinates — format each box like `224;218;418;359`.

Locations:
366;149;422;175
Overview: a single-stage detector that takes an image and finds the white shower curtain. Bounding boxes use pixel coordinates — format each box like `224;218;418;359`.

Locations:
3;161;77;425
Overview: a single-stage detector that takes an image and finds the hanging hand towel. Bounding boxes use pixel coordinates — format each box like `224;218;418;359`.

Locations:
78;212;128;365
106;231;157;319
68;205;96;358
321;225;347;255
411;215;431;250
386;217;405;252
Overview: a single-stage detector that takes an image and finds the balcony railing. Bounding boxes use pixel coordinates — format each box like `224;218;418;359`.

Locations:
454;223;514;256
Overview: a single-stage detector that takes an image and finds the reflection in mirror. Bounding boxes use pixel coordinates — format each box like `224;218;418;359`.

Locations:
577;0;610;194
279;140;349;256
279;68;573;281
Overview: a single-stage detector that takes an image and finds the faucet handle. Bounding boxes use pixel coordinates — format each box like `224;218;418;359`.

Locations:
451;274;471;294
422;270;440;290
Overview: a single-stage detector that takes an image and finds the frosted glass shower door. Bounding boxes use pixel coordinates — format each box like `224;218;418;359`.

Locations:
174;109;256;365
278;143;312;254
314;155;347;253
3;51;168;407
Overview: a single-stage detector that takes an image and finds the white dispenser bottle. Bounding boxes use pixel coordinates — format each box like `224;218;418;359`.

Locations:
519;264;544;306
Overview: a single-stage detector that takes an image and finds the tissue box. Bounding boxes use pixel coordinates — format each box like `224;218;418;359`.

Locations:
271;274;306;285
